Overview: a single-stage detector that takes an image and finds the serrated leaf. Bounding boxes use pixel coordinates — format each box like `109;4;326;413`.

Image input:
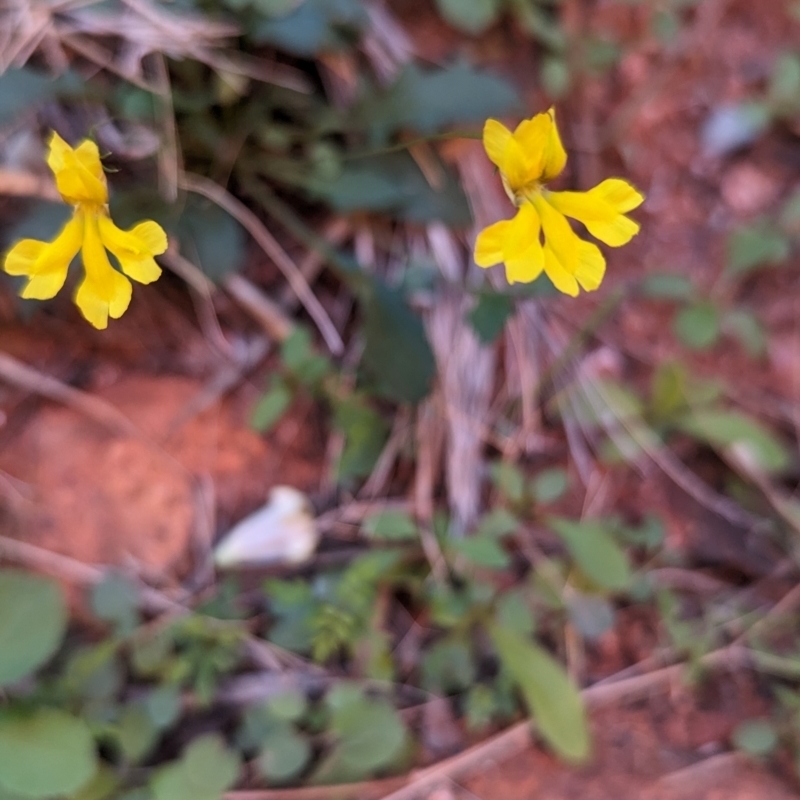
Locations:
0;709;97;798
489;623;589;762
435;0;500;34
363;509;418;541
549;518;631;592
0;570;67;686
676;409;790;474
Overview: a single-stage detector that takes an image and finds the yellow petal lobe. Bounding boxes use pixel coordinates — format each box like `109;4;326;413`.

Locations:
482;119;513;170
502;203;544;284
474;219;510;268
540;108;567;181
76;213;132;329
98;215;166;284
47;132;107;206
3;213;84;300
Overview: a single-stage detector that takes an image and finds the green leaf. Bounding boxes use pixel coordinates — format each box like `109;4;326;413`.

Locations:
676;409;790;474
363;509;417;541
495;588;535;635
530;469;568;504
250;0;367;56
280;328;332;386
361;279;435;403
359;62;519;142
467;292;514;344
0;570;67;686
332;395;390;482
549;518;631;592
315;151;471;226
329;696;407;774
266;690;307;722
116;704;159;764
727;221;790;275
489;624;590;763
435;0;500;35
475;508;518;538
768;52;800;114
673;302;720;350
0;709;97;798
150;735;239;800
451;534;510;569
144;686;182;730
489;461;525;504
567;593;615;640
724;309;766;358
639;273;694;300
90;573;139;635
421;638;476;693
540;57;571;98
257;727;311;783
251;378;292;433
175;196;246;282
732;720;778;757
650;360;688;422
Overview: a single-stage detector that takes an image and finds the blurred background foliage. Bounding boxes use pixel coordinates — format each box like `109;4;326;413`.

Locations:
3;0;800;798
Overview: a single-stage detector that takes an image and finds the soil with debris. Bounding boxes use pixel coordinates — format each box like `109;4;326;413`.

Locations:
3;0;800;798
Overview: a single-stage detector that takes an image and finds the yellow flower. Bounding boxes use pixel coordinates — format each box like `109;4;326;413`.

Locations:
3;132;167;329
474;108;644;295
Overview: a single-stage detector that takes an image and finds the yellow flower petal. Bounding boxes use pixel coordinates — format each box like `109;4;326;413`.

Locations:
532;194;581;296
501;136;531;195
47;132;107;206
76;213;132;329
474;219;510;267
512;113;550;184
3;213;83;300
547;178;644;247
541;108;567;182
502;203;545;284
574;241;606;291
98;215;166;284
482;119;513;170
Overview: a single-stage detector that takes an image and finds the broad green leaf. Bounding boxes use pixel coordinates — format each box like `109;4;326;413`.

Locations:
489;623;589;762
0;570;67;686
549;518;631;592
266;690;307;722
567;593;615;640
673;302;720;350
475;508;518;538
250;0;367;56
116;704;159;764
489;461;525;504
727;221;790;275
451;534;510;569
0;708;97;798
724;309;766;358
495;588;535;635
314;151;471;226
280;328;332;386
150;735;239;800
639;273;694;300
676;409;790;474
435;0;500;35
359;62;519;142
467;292;514;344
90;573;139;635
144;686;182;730
257;727;310;783
363;510;418;541
361;280;435;403
732;720;778;756
530;469;568;504
251;379;292;433
421;638;476;693
650;360;688;421
332;395;390;482
174;196;246;282
329;696;406;774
